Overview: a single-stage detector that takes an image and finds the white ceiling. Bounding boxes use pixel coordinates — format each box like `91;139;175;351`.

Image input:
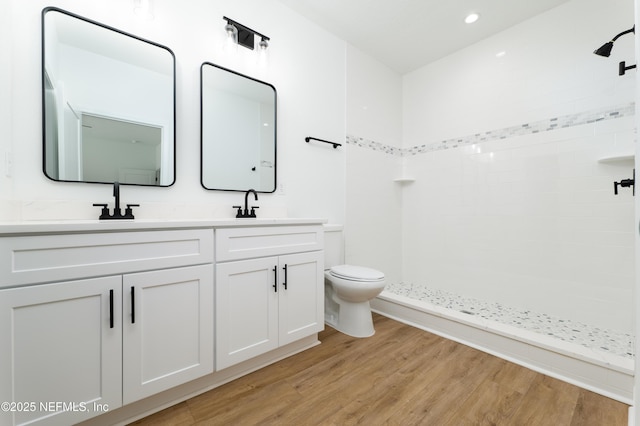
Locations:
277;0;571;74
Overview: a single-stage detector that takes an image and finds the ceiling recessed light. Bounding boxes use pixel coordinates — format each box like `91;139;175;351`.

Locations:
496;51;506;58
465;13;480;24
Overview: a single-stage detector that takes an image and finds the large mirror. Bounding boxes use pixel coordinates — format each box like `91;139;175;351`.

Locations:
201;63;276;192
42;7;175;186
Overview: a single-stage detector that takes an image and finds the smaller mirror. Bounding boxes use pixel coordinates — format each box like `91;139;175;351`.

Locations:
201;63;276;192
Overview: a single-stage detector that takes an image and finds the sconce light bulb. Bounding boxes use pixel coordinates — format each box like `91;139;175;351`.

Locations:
258;38;269;68
223;22;238;53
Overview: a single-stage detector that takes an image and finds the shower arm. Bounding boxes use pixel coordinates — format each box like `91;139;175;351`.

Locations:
611;26;635;42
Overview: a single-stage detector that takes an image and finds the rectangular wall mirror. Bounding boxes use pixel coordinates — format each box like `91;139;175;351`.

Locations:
200;62;276;192
42;7;176;186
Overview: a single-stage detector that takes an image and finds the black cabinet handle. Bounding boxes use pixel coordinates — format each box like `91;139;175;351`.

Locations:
131;286;135;324
272;267;277;292
282;264;288;290
109;289;114;329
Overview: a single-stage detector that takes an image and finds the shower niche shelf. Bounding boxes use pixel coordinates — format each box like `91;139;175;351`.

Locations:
598;153;635;163
393;176;416;183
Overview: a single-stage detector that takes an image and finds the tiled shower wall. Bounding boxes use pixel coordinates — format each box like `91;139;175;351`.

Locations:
399;0;636;335
396;102;634;334
344;0;636;336
347;101;636;352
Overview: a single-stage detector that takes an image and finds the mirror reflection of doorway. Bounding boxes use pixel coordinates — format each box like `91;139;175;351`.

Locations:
81;114;162;185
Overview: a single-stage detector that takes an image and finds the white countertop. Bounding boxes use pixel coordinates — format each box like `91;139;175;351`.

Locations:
0;218;328;235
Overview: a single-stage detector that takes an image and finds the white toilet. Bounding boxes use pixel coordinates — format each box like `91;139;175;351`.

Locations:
324;226;386;338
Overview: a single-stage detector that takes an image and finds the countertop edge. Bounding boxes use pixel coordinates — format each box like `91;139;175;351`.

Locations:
0;218;329;235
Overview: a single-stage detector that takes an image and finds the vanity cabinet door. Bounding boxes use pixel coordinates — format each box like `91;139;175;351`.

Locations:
216;251;324;370
122;265;214;405
215;257;279;370
278;251;324;346
0;277;122;426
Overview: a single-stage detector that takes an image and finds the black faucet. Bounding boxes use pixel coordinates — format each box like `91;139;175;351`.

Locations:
233;189;259;218
93;182;140;220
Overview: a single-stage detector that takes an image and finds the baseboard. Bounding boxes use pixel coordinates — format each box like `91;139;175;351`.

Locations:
371;293;634;404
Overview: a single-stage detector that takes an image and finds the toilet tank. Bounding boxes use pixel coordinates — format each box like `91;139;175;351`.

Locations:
323;224;344;270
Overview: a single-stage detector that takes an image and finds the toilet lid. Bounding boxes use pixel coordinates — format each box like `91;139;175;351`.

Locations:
330;265;384;281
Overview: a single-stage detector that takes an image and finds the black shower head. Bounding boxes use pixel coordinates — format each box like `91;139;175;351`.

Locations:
594;26;635;57
594;41;614;57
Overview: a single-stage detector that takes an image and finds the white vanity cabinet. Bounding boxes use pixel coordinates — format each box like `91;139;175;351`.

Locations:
0;229;214;426
215;226;324;370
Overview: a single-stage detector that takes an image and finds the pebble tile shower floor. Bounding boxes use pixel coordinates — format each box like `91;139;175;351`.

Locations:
384;282;634;359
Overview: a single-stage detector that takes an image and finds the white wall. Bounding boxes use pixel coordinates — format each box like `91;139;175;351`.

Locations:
402;0;636;333
3;0;346;224
345;45;403;285
0;1;14;215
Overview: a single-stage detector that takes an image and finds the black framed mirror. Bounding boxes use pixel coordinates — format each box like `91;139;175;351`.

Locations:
200;62;276;192
42;7;176;186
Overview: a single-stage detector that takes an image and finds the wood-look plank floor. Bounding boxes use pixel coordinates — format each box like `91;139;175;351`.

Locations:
129;314;628;426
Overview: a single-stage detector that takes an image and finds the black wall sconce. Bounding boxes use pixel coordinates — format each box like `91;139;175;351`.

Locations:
593;26;636;76
224;16;269;51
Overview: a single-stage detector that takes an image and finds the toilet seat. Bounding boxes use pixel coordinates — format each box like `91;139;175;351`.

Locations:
330;265;384;282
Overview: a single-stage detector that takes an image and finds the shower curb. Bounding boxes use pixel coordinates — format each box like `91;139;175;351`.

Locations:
371;292;633;404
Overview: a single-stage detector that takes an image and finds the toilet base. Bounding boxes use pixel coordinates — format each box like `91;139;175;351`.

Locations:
325;300;375;338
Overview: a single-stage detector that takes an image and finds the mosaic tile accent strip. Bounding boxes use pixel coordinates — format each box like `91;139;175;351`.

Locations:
385;282;634;359
346;102;636;157
345;135;403;156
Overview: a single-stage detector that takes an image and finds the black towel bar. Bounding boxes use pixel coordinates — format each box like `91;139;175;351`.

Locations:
305;136;342;149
